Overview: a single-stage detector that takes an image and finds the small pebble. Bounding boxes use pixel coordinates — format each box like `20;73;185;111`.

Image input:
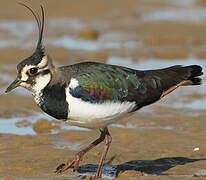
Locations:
194;147;200;151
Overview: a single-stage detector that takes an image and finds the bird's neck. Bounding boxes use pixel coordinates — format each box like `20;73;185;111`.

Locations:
33;81;69;120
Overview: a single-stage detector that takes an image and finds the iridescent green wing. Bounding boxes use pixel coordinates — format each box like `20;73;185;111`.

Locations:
75;63;146;103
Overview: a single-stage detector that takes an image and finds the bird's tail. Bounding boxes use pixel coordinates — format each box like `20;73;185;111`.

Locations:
151;65;203;98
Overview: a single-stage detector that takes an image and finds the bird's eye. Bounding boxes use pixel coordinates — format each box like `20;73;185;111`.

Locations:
29;68;38;75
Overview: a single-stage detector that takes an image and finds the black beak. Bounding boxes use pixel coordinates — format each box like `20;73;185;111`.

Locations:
5;78;21;93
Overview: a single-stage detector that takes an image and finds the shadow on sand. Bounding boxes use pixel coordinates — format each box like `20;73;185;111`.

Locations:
75;156;206;178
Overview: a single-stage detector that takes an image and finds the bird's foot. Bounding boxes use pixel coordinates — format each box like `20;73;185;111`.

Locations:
55;152;83;174
55;163;66;173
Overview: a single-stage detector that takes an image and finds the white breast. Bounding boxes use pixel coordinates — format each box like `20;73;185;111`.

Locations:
65;85;136;129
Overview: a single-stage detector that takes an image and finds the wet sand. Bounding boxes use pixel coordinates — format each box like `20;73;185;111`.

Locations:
0;0;206;179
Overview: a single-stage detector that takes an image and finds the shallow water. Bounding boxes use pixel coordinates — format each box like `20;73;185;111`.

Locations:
0;19;139;51
141;8;206;23
0;25;197;58
0;110;88;135
0;112;50;135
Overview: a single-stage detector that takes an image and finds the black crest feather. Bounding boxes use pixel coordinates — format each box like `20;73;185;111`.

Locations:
17;3;45;70
19;3;45;53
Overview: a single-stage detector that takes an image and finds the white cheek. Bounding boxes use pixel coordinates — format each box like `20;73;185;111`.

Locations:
32;73;51;93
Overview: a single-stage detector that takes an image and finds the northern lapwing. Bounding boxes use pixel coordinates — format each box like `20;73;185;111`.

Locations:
5;4;203;178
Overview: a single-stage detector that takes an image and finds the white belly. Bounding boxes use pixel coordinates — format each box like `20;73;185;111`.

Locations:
65;89;136;129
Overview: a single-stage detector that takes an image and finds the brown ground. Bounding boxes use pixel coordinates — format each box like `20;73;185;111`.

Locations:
0;0;206;179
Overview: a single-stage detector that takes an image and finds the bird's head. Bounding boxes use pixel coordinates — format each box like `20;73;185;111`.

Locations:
6;4;54;94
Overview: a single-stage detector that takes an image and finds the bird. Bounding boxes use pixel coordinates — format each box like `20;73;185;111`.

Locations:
5;4;203;179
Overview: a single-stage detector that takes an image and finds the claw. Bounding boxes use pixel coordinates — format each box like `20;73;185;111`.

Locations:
55;163;65;173
55;156;79;174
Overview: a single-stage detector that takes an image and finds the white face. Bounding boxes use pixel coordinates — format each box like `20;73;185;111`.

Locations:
19;56;52;93
20;56;49;81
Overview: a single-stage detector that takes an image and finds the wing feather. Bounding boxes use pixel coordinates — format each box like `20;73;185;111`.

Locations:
61;62;203;113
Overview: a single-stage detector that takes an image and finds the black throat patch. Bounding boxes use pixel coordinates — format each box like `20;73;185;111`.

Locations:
40;83;68;120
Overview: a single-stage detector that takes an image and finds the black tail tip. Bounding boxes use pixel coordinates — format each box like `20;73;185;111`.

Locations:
190;65;203;76
190;77;202;85
187;65;203;85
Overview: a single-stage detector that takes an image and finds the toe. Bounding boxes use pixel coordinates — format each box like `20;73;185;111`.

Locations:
55;163;65;173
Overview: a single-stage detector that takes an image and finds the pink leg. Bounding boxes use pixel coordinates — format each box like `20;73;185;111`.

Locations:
55;127;111;175
96;128;112;178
